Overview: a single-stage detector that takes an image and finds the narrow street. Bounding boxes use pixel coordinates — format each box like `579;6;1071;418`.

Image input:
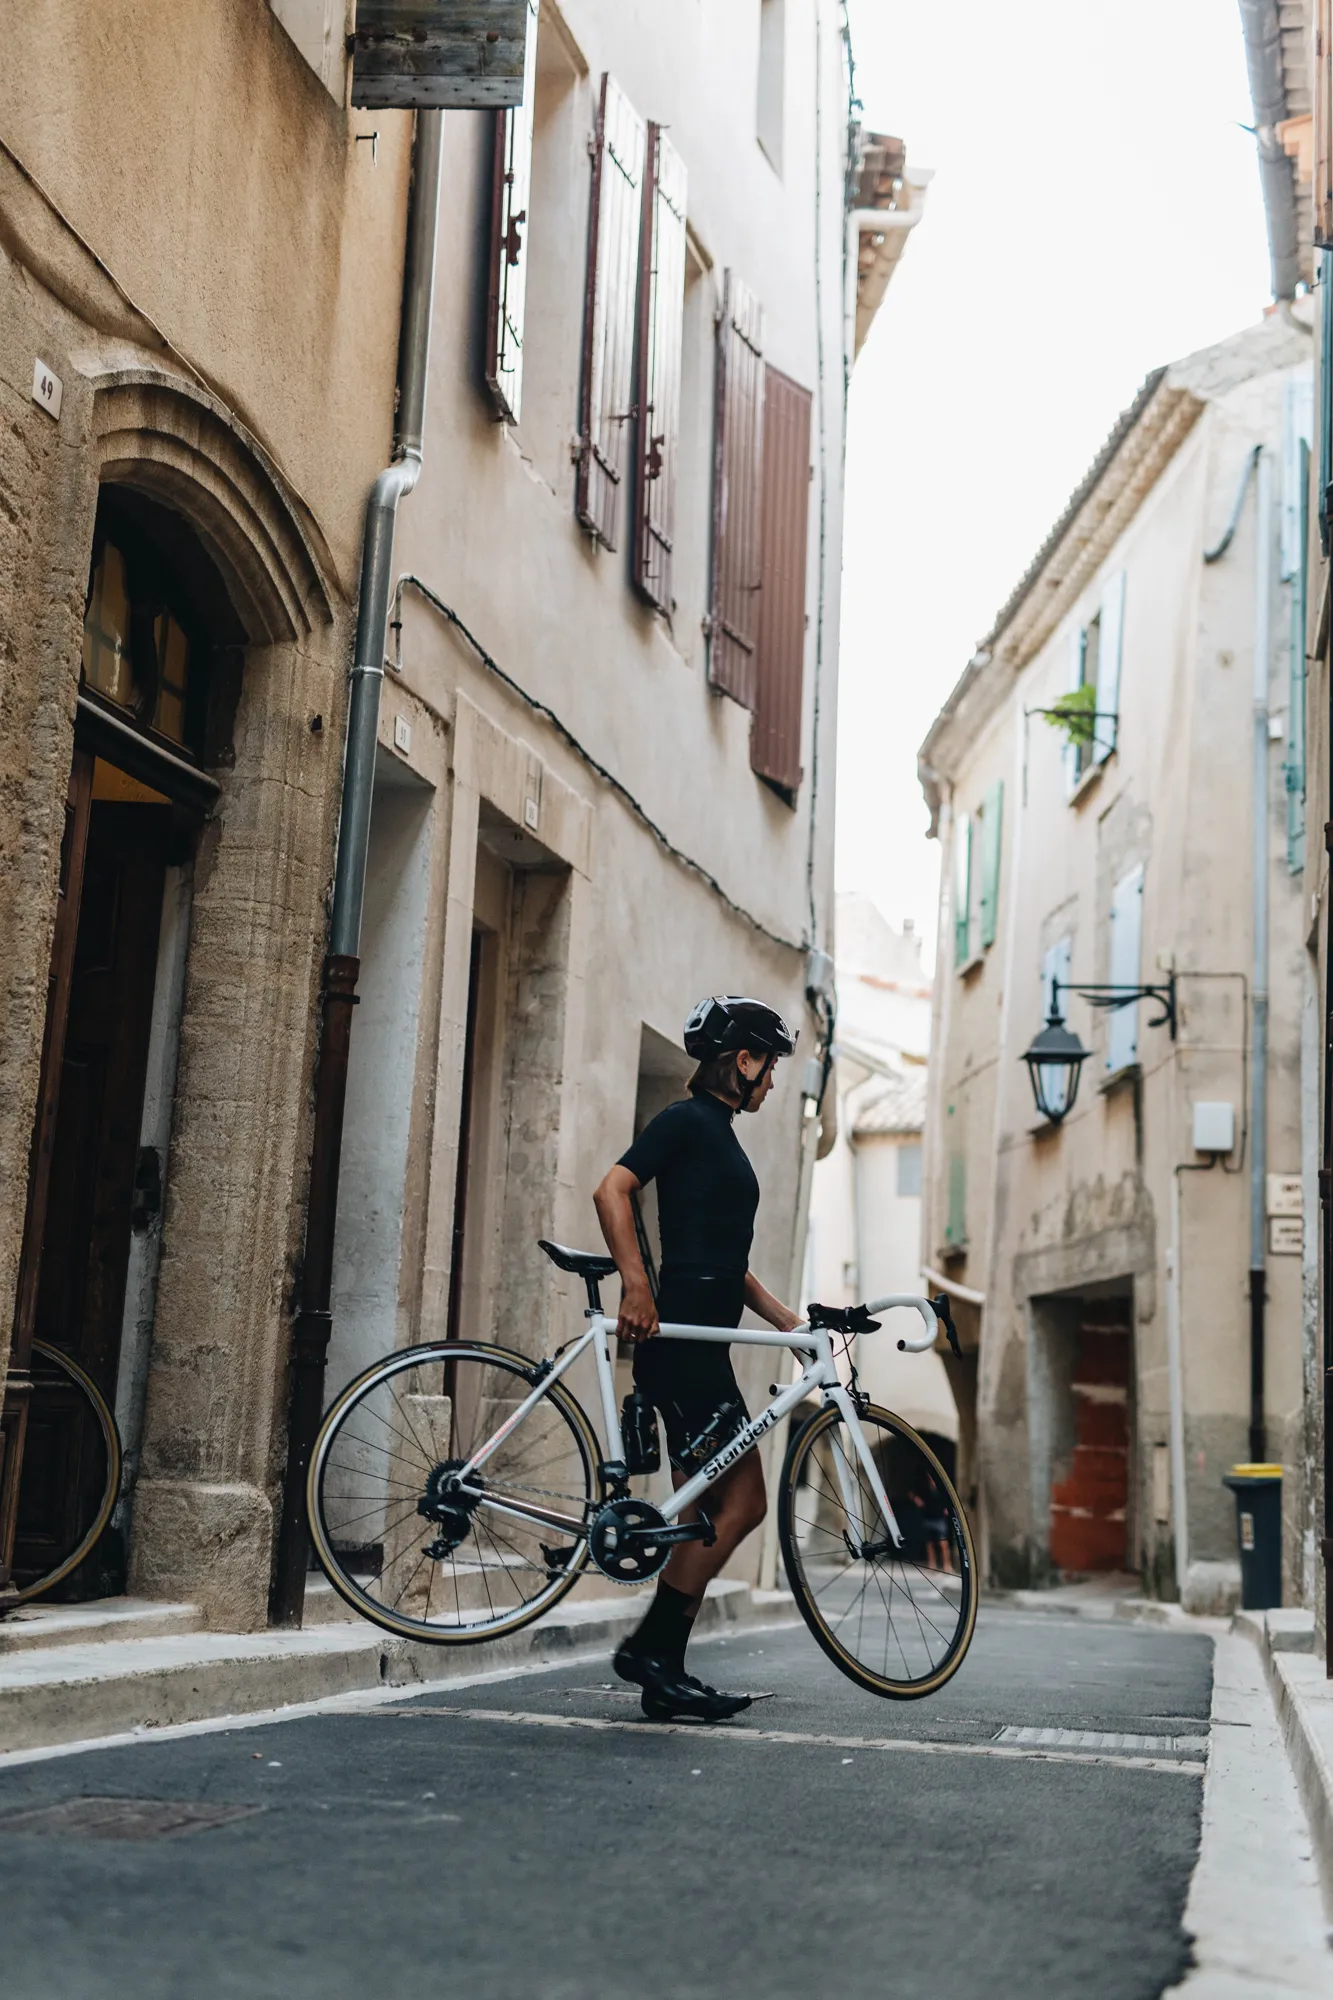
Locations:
1;1608;1214;2000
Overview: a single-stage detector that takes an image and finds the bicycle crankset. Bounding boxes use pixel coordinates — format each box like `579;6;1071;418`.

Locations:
417;1460;482;1558
587;1498;716;1584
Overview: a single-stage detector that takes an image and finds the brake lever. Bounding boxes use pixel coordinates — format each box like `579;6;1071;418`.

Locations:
931;1293;962;1359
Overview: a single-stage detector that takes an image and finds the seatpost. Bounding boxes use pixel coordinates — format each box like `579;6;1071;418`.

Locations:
585;1274;604;1315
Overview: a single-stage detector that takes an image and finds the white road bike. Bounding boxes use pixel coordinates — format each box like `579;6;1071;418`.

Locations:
309;1240;978;1699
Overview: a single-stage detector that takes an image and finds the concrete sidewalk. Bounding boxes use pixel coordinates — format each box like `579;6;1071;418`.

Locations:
1233;1606;1333;1918
0;1579;797;1758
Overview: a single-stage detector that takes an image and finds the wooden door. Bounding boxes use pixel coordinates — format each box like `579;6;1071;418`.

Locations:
9;797;170;1596
1049;1310;1132;1574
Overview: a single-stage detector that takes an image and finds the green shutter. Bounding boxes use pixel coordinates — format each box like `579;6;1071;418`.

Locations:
979;779;1003;950
953;812;972;967
946;1153;966;1246
1287;439;1308;874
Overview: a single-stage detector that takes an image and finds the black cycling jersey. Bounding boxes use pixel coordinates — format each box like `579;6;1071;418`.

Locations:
618;1090;759;1277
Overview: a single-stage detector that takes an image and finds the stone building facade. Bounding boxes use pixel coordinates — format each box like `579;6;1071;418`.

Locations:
0;4;916;1628
918;313;1313;1608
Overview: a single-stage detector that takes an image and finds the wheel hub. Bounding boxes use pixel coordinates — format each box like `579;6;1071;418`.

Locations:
417;1459;481;1557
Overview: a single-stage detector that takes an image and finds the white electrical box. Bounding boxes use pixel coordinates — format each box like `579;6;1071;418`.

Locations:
1192;1101;1235;1154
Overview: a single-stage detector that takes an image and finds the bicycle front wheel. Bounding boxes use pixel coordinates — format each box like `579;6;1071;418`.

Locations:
778;1401;977;1699
309;1342;599;1644
12;1341;122;1605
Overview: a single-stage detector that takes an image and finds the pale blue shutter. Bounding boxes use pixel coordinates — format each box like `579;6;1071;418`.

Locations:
979;779;1003;949
1106;866;1144;1072
1093;573;1125;764
953;811;972;966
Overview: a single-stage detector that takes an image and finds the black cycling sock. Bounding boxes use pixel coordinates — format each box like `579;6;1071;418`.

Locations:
626;1581;696;1668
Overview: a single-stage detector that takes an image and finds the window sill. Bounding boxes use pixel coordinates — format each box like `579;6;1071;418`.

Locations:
956;949;989;979
1066;758;1108;807
1098;1060;1141;1099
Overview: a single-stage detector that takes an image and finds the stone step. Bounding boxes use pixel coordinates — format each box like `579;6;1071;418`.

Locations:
0;1579;796;1758
0;1597;203;1656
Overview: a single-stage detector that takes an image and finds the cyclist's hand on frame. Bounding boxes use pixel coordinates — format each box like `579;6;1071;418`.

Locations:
617;1280;659;1344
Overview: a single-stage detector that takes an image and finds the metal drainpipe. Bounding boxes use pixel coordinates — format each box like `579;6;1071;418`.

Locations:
1249;447;1273;1465
270;109;445;1629
1236;0;1299;303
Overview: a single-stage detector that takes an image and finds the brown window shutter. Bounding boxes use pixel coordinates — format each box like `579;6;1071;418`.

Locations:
577;74;648;550
633;125;688;611
751;366;812;797
709;271;765;707
484;0;540;422
1319;0;1333;246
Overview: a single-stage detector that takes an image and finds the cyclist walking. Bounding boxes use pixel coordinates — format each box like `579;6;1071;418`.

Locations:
593;995;800;1723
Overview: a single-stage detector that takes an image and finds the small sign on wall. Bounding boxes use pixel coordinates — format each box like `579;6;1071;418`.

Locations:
1267;1174;1302;1217
32;358;62;420
1269;1215;1302;1256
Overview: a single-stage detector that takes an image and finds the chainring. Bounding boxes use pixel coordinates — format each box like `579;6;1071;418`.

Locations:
587;1498;670;1584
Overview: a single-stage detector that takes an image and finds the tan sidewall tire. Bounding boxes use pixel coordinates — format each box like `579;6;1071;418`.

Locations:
307;1341;599;1645
13;1342;123;1605
778;1400;978;1699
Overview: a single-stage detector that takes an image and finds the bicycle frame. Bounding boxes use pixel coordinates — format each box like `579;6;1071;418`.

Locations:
459;1294;943;1556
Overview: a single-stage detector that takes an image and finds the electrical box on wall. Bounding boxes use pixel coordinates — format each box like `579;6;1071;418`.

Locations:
1191;1101;1235;1154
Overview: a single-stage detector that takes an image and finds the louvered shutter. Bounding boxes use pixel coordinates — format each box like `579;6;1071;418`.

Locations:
1318;0;1333;246
1063;624;1085;793
484;0;539;423
978;778;1003;949
633;125;688;611
1106;865;1144;1073
709;272;765;706
1092;572;1125;765
750;367;813;794
576;75;647;551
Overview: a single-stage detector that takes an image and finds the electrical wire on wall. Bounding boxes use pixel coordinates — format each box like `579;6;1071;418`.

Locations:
390;574;804;957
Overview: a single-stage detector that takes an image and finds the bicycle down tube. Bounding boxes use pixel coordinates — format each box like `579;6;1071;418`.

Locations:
454;1294;942;1557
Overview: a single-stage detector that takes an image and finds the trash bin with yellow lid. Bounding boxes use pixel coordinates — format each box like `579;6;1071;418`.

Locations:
1222;1464;1282;1610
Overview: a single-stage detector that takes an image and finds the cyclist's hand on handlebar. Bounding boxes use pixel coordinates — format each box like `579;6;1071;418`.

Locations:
617;1280;659;1344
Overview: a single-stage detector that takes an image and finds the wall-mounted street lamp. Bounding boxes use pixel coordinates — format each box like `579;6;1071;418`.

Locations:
1021;975;1178;1124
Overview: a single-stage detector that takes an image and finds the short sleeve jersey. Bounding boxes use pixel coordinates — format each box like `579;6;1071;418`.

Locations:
618;1091;759;1276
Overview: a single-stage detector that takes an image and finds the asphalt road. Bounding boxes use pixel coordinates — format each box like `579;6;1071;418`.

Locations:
0;1606;1212;2000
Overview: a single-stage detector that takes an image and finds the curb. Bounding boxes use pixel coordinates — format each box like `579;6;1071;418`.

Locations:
1233;1607;1333;1915
0;1580;798;1758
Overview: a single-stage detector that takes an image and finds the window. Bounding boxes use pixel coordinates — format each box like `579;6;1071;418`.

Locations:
1065;573;1125;787
1321;250;1333;557
484;0;541;424
1106;865;1144;1073
750;367;812;797
82;541;193;750
954;780;1003;968
633;123;689;610
1040;936;1073;1115
709;271;765;704
756;0;785;173
896;1142;923;1198
953;810;972;967
576;74;648;550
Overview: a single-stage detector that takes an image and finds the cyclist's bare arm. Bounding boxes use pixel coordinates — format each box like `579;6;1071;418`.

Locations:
743;1271;801;1334
592;1164;658;1342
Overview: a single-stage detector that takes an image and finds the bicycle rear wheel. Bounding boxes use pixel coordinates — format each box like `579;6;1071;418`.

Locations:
778;1400;977;1699
11;1341;122;1605
309;1342;599;1644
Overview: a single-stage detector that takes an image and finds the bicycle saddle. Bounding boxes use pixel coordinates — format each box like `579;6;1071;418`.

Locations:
537;1239;619;1279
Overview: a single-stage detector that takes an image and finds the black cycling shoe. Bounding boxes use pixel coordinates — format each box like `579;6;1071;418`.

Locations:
636;1661;752;1723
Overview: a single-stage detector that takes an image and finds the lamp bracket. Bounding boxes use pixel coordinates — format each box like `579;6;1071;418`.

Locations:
1052;972;1177;1040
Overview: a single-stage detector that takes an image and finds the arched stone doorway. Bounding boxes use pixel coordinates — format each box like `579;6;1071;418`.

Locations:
0;366;344;1624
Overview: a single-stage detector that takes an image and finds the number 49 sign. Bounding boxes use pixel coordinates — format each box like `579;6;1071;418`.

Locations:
32;358;63;421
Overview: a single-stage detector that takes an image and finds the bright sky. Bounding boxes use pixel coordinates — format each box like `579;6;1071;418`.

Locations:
836;0;1273;971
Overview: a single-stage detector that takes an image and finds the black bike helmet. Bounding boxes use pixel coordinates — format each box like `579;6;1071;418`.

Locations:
683;996;797;1061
